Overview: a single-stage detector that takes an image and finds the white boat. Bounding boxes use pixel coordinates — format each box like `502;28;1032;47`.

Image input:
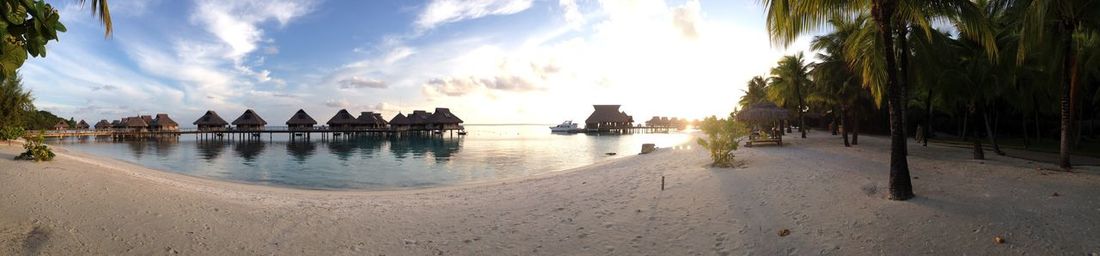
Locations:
549;121;580;133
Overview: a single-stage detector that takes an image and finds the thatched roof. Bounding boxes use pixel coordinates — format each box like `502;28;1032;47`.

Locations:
735;102;789;122
54;120;69;129
232;109;268;126
152;113;178;127
193;110;229;126
357;112;385;125
585;105;631;124
407;110;431;124
326;109;359;126
373;113;388;125
123;117;148;127
94;120;111;129
111;120;122;127
140;115;153;124
427;108;463;124
390;113;410;125
286;109;317;125
76;120;90;129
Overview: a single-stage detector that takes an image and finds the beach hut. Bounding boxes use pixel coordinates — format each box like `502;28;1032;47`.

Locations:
356;112;387;129
735;102;789;147
426;108;463;130
140;115;153;125
76;120;90;130
389;113;410;131
286;109;318;130
150;113;179;131
584;105;633;131
53;120;69;130
407;110;432;130
326;109;359;129
110;120;123;129
122;116;149;132
373;113;388;128
232;109;268;131
94;120;111;130
193;110;229;131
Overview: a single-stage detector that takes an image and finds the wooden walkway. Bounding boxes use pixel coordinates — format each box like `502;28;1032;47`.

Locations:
31;126;466;141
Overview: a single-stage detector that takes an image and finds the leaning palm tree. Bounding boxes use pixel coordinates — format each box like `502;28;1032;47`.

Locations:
1006;0;1100;170
80;0;113;37
768;53;811;138
739;76;770;110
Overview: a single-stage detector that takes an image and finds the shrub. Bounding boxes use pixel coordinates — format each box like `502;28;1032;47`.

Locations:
0;126;26;142
15;132;54;161
696;115;747;167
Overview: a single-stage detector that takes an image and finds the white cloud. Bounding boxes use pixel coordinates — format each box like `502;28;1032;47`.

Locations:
339;77;388;89
559;0;584;28
191;0;312;62
416;0;533;30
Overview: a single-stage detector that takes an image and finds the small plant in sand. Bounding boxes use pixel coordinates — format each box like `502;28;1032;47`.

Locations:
696;115;746;167
15;131;54;161
0;126;24;145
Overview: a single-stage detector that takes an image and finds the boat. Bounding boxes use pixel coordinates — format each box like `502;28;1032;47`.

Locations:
549;121;581;133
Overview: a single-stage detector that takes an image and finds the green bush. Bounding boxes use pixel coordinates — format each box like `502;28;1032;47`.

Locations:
0;126;25;140
696;115;747;167
15;132;53;161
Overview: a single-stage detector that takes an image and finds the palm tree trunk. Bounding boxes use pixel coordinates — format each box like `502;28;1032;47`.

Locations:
898;23;911;148
852;110;860;145
796;82;806;138
1058;24;1077;170
873;0;913;200
842;107;851;147
983;110;1004;155
924;87;932;147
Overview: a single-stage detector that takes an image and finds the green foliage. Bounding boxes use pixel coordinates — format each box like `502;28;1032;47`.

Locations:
23;109;62;130
696;115;747;167
0;72;31;127
15;131;53;161
739;76;769;109
0;0;68;79
0;125;23;140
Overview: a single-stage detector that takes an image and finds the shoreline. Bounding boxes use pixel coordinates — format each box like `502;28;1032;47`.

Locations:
3;130;1099;255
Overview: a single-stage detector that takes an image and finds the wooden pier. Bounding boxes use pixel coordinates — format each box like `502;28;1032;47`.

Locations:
31;126;466;141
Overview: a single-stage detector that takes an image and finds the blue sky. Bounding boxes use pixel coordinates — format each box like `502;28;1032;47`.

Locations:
22;0;810;125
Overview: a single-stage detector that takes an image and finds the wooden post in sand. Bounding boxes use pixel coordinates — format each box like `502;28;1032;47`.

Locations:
661;176;665;191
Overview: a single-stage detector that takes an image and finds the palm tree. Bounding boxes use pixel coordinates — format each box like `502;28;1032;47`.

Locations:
80;0;113;37
1007;0;1100;170
810;16;866;147
739;76;770;109
768;53;811;139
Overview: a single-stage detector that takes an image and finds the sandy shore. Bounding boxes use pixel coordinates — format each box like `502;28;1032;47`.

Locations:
1;131;1098;255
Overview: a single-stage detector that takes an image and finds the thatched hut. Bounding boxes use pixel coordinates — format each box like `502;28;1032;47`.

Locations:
150;113;179;131
110;120;123;129
426;108;463;130
94;120;111;130
735;102;789;123
356;112;387;129
232;109;267;130
584;105;633;131
389;113;410;131
407;110;432;130
193;110;229;131
122;117;149;131
140;115;153;125
286;109;318;130
326;109;359;129
76;120;90;130
53;120;69;130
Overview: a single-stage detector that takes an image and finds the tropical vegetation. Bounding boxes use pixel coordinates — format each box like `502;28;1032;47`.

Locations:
15;131;53;161
697;115;747;167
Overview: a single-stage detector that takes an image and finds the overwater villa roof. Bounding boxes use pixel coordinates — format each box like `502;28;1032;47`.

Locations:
152;113;179;127
123;117;148;127
356;112;384;125
193;110;229;126
427;108;463;124
76;120;90;129
736;102;789;122
94;120;111;129
585;105;632;124
286;109;318;125
373;113;388;125
110;120;122;127
326;109;359;125
232;109;268;126
407;110;432;124
54;120;69;129
140;115;153;124
390;113;410;125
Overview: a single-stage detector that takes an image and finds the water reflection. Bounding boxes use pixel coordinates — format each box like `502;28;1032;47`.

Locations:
197;140;228;162
285;141;316;163
233;140;266;163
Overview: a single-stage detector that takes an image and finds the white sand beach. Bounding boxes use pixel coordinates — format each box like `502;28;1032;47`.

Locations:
1;131;1099;255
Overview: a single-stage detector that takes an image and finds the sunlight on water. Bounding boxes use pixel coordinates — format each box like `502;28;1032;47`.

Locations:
48;125;693;190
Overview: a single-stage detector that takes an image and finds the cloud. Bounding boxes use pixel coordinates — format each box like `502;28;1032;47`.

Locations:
324;99;352;108
339;77;388;89
191;0;313;62
422;74;540;97
91;84;118;91
416;0;533;30
671;0;701;40
559;0;584;28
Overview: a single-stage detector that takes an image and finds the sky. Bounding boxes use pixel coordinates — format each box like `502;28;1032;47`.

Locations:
22;0;811;125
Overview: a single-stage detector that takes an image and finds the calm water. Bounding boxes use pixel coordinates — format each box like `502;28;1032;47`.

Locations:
48;125;692;190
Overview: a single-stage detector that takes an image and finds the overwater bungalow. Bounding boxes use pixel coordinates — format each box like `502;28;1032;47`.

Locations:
356;112;387;129
327;109;359;130
286;109;318;130
122;116;149;132
427;108;463;130
151;114;179;131
53;120;69;130
407;110;432;130
76;120;90;130
194;110;229;131
390;113;410;131
585;105;633;131
94;120;111;130
140;115;153;125
232;109;267;131
110;120;123;129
